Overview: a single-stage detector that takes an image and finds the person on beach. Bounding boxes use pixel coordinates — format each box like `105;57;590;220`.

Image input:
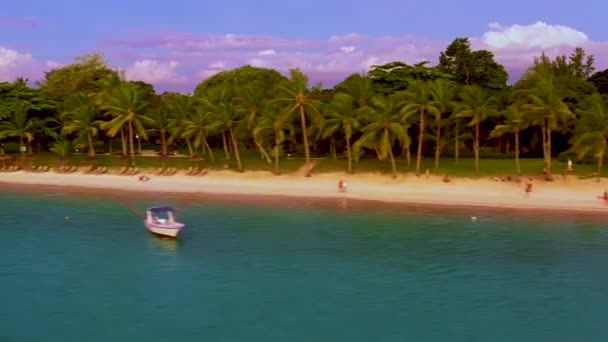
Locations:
525;179;533;196
338;180;347;192
138;175;150;182
567;159;573;172
442;175;451;183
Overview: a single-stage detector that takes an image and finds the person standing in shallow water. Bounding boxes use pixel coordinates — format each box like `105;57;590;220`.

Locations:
338;180;347;192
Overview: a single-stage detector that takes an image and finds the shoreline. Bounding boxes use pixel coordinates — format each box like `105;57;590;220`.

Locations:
1;170;608;214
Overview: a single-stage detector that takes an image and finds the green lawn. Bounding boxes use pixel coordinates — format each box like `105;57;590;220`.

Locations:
2;148;603;179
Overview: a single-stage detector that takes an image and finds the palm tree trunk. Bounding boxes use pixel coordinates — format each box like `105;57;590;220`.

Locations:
161;130;167;156
128;121;135;166
228;127;242;171
202;137;215;163
474;122;480;176
406;147;411;168
186;138;194;157
542;120;548;171
346;135;353;174
330;137;337;159
416;108;424;176
389;141;397;179
597;153;603;183
547;121;552;174
121;128;127;155
19;135;24;159
274;135;280;174
254;139;272;163
222;132;231;159
454;122;460;164
299;106;310;163
87;134;95;158
435;123;441;170
515;130;521;175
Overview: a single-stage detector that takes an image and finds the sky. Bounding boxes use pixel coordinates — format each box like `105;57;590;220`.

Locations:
1;0;607;92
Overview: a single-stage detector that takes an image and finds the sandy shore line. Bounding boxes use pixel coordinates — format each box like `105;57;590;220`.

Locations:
1;169;608;213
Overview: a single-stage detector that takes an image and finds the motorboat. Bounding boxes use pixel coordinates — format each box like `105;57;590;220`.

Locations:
144;206;185;238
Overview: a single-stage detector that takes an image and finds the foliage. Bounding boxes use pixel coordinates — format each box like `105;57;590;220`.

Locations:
367;61;453;94
37;53;117;100
0;78;56;120
438;38;508;89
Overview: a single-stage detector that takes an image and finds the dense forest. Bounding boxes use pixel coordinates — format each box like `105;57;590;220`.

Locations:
1;37;608;178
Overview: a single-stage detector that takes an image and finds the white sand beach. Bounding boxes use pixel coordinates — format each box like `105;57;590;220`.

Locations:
1;169;608;213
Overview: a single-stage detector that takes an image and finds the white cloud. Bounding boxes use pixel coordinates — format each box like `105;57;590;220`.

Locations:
209;61;226;69
248;58;266;67
340;46;357;54
258;49;276;56
482;21;589;50
124;59;186;84
0;46;45;81
45;60;63;69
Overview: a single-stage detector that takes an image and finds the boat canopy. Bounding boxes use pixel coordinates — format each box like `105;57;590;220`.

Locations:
148;206;176;213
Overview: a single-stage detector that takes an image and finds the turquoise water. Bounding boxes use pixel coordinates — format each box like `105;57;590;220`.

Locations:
1;189;608;341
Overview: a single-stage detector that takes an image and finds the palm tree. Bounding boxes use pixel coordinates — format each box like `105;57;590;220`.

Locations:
181;106;216;163
322;93;362;173
401;81;441;175
515;65;574;174
168;94;197;157
235;82;273;163
354;94;408;178
336;73;376;110
100;82;151;166
454;85;499;175
567;93;608;182
60;93;101;158
272;69;322;164
147;103;174;157
50;138;71;165
489;105;529;175
253;109;295;174
0;101;40;158
204;82;244;171
429;80;457;169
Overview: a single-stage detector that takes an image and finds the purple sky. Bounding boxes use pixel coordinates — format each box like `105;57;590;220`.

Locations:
1;0;607;92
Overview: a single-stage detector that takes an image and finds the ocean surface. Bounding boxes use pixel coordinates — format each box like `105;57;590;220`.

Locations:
1;189;607;342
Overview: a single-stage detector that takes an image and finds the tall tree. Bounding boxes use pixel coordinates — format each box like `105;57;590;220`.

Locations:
401;81;441;175
454;85;499;175
567;93;608;182
60;93;101;158
489;105;529;174
355;94;408;178
100;82;151;166
428;79;457;169
438;38;508;89
37;53;117;100
204;81;244;171
0;102;41;158
272;69;322;164
515;65;575;174
253;109;295;174
322;93;362;173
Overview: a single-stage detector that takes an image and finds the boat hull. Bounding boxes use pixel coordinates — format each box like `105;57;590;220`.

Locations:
144;221;185;238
